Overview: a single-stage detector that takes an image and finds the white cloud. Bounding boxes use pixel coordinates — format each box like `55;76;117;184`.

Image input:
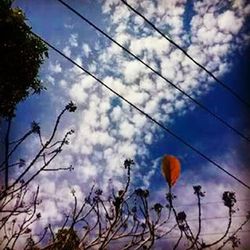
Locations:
110;106;123;121
63;45;71;57
82;43;91;57
203;13;216;30
64;23;74;29
115;32;131;46
144;99;158;114
69;33;78;47
217;10;243;34
126;90;149;106
123;60;146;82
77;161;98;182
118;141;136;158
59;79;67;88
46;75;55;85
69;83;88;104
102;0;119;14
48;61;62;74
130;36;171;56
119;120;135;139
111;3;130;23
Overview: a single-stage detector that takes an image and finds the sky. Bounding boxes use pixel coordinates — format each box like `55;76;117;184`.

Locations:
6;0;250;247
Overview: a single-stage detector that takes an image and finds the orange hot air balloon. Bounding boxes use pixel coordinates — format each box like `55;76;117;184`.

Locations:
161;155;181;187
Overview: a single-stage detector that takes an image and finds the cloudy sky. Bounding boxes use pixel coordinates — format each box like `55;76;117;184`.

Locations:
10;0;250;247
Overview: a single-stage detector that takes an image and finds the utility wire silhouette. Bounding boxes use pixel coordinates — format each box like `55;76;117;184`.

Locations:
176;198;250;207
168;214;247;223
121;0;250;109
30;30;250;190
165;230;250;240
199;230;250;236
57;0;250;144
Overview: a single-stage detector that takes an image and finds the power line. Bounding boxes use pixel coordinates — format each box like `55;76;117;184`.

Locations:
30;30;250;190
175;198;250;208
57;0;250;144
168;215;247;223
164;230;250;240
199;230;250;237
193;215;247;222
121;0;250;109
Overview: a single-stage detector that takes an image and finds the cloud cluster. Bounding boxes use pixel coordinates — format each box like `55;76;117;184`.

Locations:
17;0;250;239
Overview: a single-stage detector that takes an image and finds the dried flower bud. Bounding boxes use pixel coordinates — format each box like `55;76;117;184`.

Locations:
66;101;77;112
31;121;40;134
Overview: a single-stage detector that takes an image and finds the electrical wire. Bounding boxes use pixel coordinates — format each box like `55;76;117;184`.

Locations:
175;198;250;207
121;0;250;109
29;30;250;190
168;215;247;223
57;0;250;144
163;230;250;240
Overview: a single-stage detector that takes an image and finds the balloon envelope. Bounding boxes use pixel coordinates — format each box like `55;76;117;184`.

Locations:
161;155;181;187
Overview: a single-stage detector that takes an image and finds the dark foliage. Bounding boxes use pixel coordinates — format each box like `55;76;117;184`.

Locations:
0;0;48;118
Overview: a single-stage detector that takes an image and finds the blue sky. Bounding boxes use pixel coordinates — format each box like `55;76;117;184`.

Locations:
9;0;250;245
